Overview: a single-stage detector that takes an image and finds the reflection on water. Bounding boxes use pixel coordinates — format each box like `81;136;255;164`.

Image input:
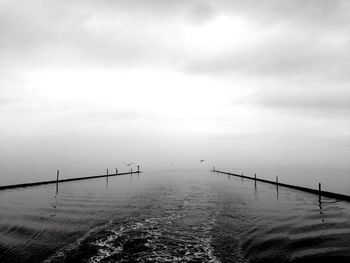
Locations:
0;171;350;262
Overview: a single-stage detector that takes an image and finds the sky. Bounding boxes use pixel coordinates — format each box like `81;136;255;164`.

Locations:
1;0;350;186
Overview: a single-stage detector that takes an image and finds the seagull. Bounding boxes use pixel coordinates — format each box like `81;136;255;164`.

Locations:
124;162;134;167
200;159;205;163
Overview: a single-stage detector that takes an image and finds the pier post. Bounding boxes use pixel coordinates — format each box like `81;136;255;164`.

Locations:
137;165;140;173
242;173;243;180
116;168;118;174
131;168;133;174
56;169;59;193
254;173;257;189
107;169;109;176
276;176;278;184
319;183;322;201
254;173;257;188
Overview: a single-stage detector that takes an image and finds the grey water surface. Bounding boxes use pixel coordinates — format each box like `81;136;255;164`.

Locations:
0;171;350;263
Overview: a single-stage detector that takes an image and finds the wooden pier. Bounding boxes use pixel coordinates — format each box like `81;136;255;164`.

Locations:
213;168;350;202
0;170;141;191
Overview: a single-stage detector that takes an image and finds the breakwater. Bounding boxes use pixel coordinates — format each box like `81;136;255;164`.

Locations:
0;169;141;191
213;168;350;202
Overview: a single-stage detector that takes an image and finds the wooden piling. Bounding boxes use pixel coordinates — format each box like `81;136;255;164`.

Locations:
56;169;59;193
254;173;257;188
116;168;118;174
107;169;109;176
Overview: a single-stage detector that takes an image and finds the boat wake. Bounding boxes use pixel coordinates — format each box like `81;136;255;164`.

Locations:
45;209;220;263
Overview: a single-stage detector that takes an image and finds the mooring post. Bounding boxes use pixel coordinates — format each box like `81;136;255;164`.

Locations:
131;168;133;174
56;169;59;193
254;173;257;188
137;165;140;173
276;176;278;184
116;168;118;174
107;169;109;176
242;172;243;180
319;183;322;201
213;166;215;172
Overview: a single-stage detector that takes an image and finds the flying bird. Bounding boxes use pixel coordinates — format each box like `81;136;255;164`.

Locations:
124;162;134;167
200;159;205;163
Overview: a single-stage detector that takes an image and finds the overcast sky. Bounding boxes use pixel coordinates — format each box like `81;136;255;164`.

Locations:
1;0;350;184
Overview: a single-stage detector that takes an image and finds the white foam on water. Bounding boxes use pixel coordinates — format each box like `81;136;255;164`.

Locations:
87;212;221;263
88;229;123;263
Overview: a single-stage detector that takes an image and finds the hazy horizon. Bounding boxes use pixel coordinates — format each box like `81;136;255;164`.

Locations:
1;1;350;190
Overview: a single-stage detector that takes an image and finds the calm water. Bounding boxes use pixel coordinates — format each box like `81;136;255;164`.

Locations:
0;171;350;262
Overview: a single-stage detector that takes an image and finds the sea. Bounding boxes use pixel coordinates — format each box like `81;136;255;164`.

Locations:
0;170;350;262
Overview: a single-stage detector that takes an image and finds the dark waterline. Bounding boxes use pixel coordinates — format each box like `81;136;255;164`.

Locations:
0;171;350;262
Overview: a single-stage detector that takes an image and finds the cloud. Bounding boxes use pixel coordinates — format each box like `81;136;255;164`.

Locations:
69;109;146;123
0;96;16;106
1;0;350;73
187;24;350;79
0;0;207;69
253;87;350;118
2;0;350;115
